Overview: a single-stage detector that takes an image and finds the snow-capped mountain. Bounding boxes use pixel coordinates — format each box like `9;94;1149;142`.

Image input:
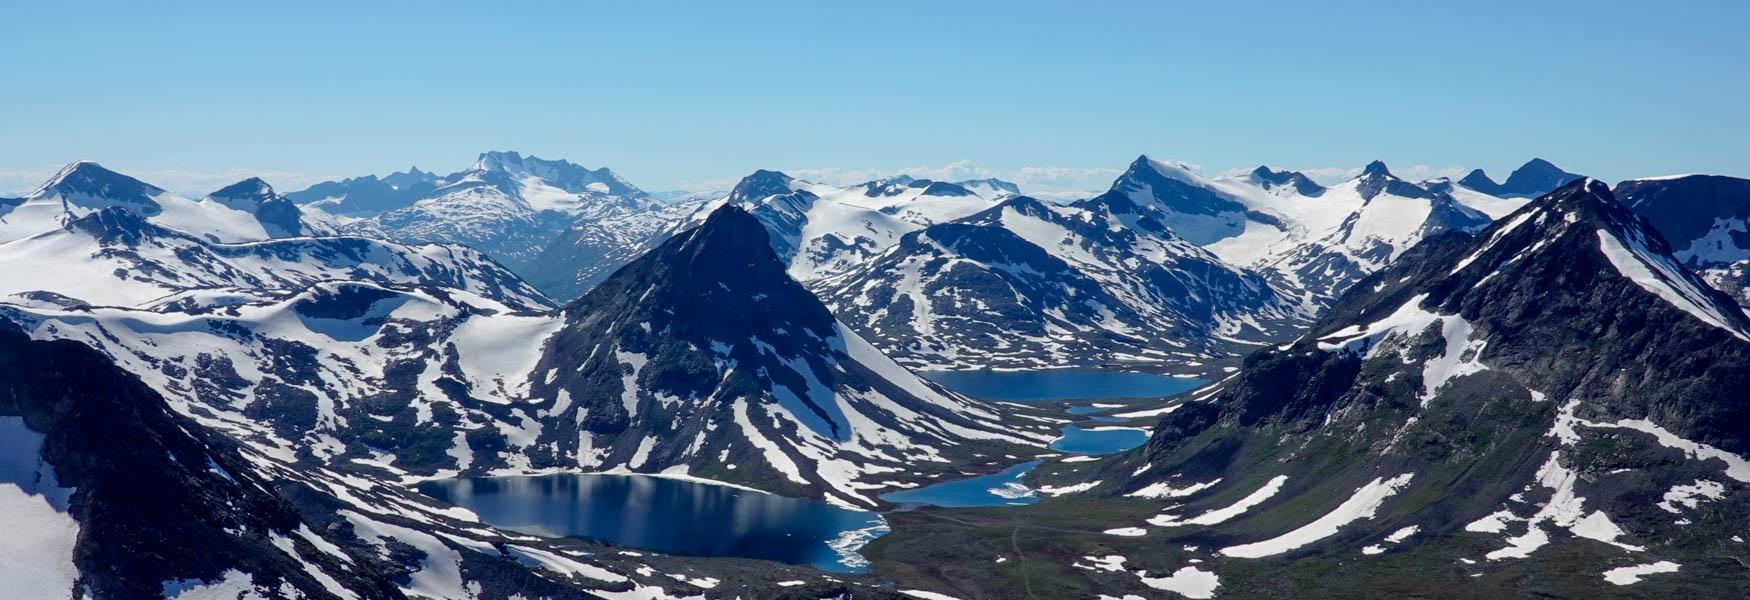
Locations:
951;177;1022;199
1247;165;1327;197
812;157;1522;370
520;197;703;301
1087;179;1750;594
337;151;659;271
287;159;1017;301
1087;156;1501;309
1458;157;1584;198
1616;174;1750;310
526;205;1053;506
0;202;1049;509
2;280;562;476
0;161;320;245
1419;158;1585;221
0;317;789;599
285;166;442;217
0;206;548;310
1260;161;1492;306
207;177;334;238
816;195;1300;370
0;323;403;599
672;170;1014;282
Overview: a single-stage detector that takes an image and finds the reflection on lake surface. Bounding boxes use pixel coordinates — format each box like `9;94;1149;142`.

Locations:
921;370;1204;402
1048;425;1149;455
416;474;886;572
879;461;1042;508
415;370;1193;566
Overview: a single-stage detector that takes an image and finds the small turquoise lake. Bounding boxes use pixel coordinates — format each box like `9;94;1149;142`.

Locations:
920;369;1204;402
879;461;1042;508
1049;425;1149;455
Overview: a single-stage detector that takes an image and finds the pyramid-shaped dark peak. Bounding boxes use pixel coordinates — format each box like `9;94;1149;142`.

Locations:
562;201;831;336
1356;161;1435;201
52;160;120;181
1110;155;1206;191
688;204;774;254
1507;158;1570;182
1495;158;1582;197
728;169;797;202
35;160;165;200
209;177;275;200
1251;165;1327;196
1110;154;1176;183
1519;157;1560;171
1457;167;1501;192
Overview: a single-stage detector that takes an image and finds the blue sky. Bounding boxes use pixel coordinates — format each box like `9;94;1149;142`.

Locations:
2;1;1745;196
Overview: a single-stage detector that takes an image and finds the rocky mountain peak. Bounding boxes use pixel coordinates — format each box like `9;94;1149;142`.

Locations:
30;161;165;213
728;169;798;203
955;177;1022;196
1355;160;1436;201
1127;172;1750;582
1499;158;1582;197
1459;167;1499;191
1250;165;1326;196
463;150;645;199
64;205;163;245
207;177;276;203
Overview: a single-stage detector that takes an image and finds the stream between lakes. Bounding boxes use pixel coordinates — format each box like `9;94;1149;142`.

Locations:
415;369;1206;571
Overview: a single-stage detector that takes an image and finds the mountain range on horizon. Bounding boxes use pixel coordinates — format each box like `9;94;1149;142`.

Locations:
3;148;1750;599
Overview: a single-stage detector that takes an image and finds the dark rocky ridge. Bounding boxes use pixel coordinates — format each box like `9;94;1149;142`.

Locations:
1617;174;1750;312
285;168;440;216
1460;158;1583;198
1617;174;1750;266
209;177;317;237
523;205;1046;504
42;206;550;311
0;323;402;599
1249;165;1325;196
1109;178;1750;594
817;194;1299;370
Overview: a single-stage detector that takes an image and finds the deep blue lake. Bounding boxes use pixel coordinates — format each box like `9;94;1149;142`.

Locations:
879;461;1041;508
921;369;1204;402
416;474;886;572
415;371;1191;562
1048;425;1149;455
